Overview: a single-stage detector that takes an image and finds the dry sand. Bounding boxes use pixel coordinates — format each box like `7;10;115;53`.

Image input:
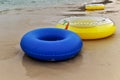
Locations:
0;0;120;80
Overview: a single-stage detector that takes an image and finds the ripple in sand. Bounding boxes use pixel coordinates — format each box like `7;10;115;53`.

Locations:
99;10;119;14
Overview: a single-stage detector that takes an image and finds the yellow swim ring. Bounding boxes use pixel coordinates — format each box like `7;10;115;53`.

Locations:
56;16;116;39
85;4;105;10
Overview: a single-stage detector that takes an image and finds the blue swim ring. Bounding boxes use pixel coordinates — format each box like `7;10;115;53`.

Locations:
20;28;83;61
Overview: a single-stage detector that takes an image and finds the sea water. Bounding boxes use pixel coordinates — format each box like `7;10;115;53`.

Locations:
0;0;100;11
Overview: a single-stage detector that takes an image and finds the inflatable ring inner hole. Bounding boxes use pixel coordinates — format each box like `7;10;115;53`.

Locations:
70;19;109;27
59;17;113;28
38;35;66;41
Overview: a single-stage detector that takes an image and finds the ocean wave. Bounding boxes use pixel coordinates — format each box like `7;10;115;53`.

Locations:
0;0;99;11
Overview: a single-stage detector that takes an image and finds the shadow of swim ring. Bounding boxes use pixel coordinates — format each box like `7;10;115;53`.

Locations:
56;16;116;39
20;28;83;61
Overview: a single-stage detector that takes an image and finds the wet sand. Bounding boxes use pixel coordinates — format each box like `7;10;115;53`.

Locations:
1;0;120;80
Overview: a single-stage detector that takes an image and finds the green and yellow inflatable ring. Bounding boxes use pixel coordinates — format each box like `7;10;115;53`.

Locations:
56;16;116;39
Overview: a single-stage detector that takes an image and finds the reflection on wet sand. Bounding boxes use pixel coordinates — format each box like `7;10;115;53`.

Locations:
22;53;83;78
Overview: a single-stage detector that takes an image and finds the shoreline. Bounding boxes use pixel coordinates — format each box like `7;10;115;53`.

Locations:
0;0;112;15
0;0;117;21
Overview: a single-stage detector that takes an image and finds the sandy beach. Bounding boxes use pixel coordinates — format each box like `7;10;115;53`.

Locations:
0;0;120;80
